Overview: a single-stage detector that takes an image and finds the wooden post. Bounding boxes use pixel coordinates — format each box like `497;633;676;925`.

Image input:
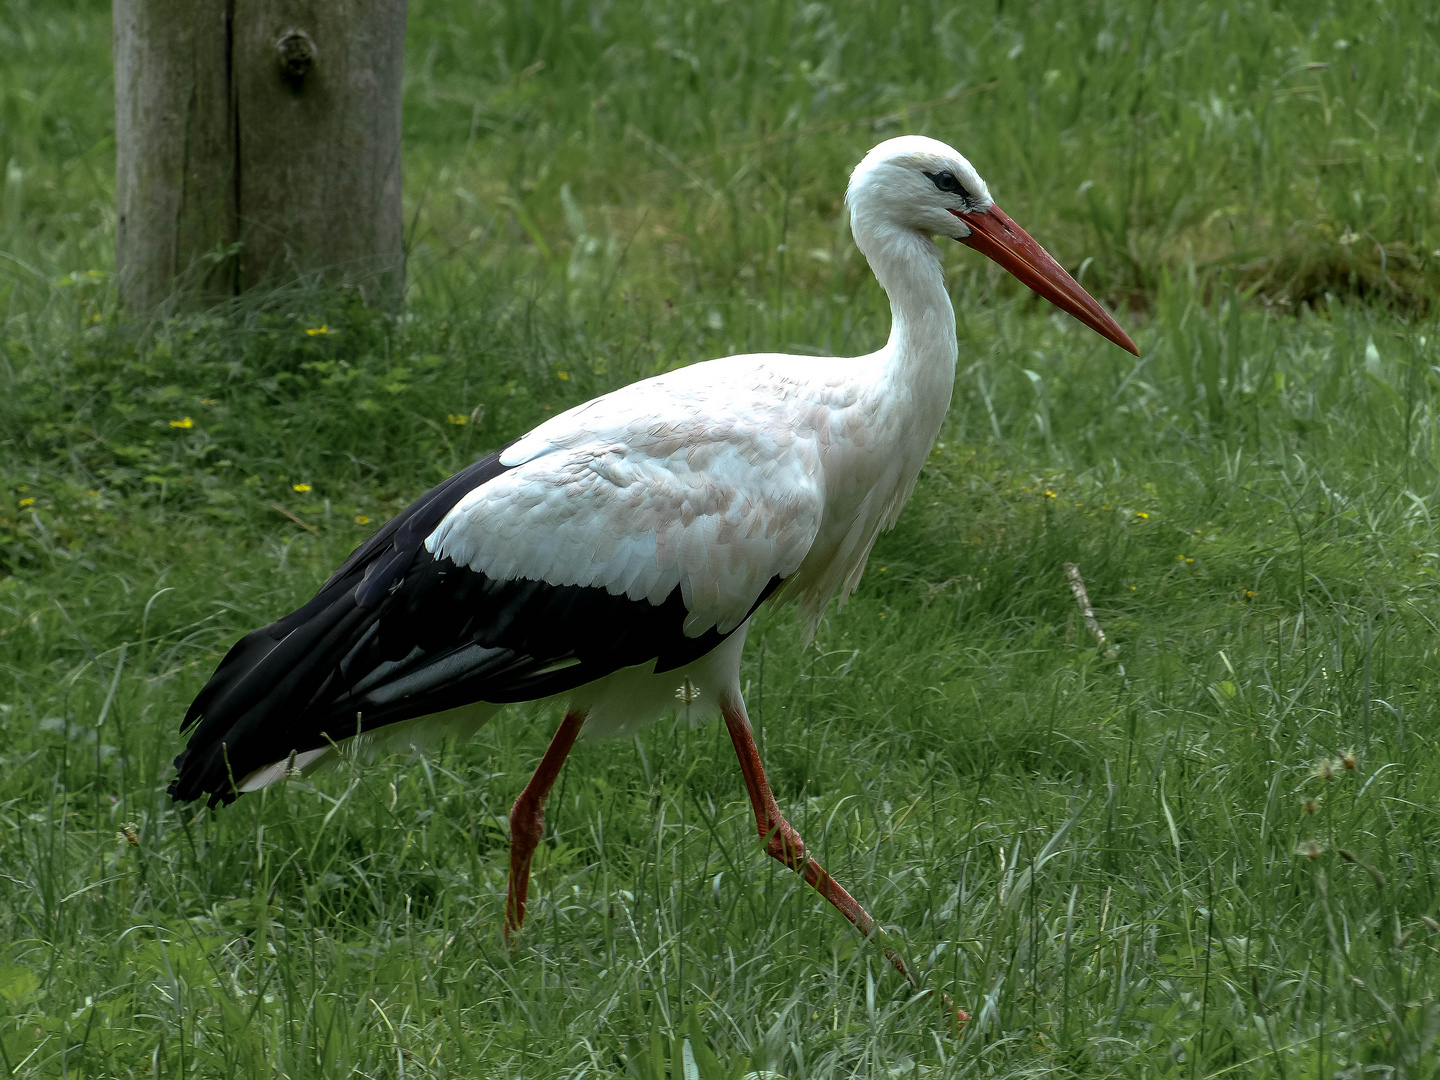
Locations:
113;0;236;309
113;0;406;311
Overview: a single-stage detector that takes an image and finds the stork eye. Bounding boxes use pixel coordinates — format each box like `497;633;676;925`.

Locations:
925;170;972;200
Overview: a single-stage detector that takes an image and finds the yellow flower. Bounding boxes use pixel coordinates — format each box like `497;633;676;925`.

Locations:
1045;490;1057;498
1135;511;1149;519
354;515;371;525
19;497;35;507
169;417;194;429
306;324;329;336
293;483;312;493
446;414;469;425
557;371;570;381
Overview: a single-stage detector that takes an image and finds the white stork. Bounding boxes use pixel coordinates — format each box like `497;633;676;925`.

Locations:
170;135;1136;988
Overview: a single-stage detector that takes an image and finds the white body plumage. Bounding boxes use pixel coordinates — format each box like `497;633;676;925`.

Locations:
383;151;960;751
223;136;989;790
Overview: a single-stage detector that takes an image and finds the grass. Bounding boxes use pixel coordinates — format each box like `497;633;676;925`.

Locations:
4;0;1440;1076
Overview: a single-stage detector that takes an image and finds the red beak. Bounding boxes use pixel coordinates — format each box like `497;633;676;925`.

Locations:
954;204;1139;355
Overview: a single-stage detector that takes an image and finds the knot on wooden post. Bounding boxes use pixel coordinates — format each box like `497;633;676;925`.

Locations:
276;29;316;90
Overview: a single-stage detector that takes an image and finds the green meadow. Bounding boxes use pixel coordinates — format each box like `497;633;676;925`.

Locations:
4;0;1440;1075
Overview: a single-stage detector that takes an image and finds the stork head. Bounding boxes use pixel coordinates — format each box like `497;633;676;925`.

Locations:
848;135;1138;355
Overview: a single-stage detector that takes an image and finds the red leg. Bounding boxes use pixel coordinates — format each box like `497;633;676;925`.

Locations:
722;694;969;1027
505;709;586;942
720;693;918;985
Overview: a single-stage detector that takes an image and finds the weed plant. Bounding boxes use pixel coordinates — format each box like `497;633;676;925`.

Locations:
3;0;1440;1077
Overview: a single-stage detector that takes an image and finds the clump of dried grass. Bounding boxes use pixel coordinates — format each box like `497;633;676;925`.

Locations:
1238;225;1438;314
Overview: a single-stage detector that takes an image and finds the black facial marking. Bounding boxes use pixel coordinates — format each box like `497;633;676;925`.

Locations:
925;169;973;202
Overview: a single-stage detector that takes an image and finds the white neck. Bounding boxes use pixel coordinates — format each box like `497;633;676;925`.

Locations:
853;217;958;440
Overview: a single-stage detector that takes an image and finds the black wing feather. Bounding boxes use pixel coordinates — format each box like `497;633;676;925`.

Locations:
170;444;780;806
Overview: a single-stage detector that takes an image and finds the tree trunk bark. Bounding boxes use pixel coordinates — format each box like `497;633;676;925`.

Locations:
113;0;236;309
113;0;406;311
232;1;406;297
